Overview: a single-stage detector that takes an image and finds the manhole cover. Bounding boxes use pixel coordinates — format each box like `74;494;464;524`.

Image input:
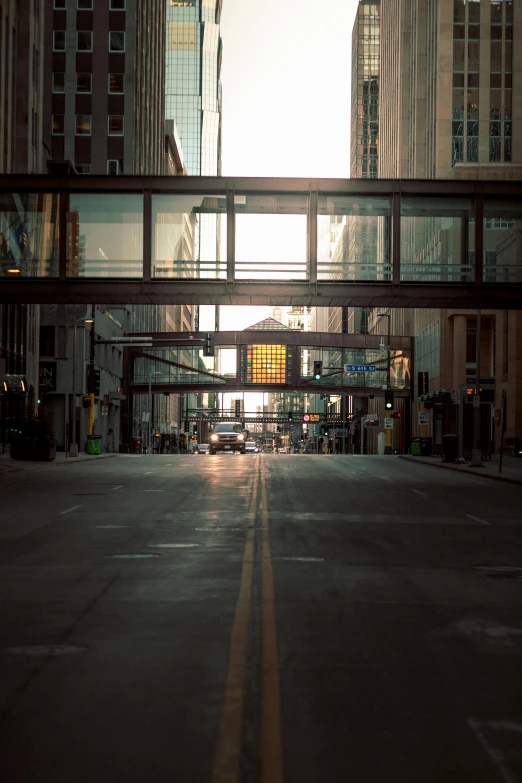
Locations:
3;644;87;656
195;526;256;532
474;566;522;579
148;543;199;548
273;556;324;563
107;553;161;559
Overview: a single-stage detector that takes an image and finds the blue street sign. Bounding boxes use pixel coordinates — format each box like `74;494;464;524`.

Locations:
344;364;377;372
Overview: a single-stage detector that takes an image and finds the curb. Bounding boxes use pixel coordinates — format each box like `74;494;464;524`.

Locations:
398;454;522;486
0;452;118;473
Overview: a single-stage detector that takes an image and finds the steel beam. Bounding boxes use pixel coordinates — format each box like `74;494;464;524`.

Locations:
1;279;521;308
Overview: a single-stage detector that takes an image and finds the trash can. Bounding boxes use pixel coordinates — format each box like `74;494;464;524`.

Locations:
442;434;458;463
411;438;422;456
86;434;102;455
420;437;433;457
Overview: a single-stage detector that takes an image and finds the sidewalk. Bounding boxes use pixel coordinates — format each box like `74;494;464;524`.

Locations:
399;453;522;485
0;448;118;476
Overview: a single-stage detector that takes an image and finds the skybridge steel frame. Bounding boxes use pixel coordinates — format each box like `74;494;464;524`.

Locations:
124;330;413;396
1;175;522;308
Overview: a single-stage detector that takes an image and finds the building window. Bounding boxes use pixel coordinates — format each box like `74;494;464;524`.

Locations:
110;0;125;8
76;115;91;135
52;115;64;135
108;115;124;135
109;73;124;93
53;31;66;51
77;0;93;7
39;325;56;357
52;73;65;93
76;73;92;93
109;32;125;52
54;0;66;8
107;159;122;175
75;163;91;174
77;31;92;51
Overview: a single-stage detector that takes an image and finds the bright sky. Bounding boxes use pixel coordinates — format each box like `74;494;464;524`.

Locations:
201;0;359;332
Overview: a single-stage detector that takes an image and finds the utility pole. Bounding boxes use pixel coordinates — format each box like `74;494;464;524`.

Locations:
377;312;392;454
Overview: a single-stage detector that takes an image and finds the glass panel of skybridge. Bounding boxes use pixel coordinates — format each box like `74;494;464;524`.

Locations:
0;192;60;278
234;194;308;280
133;345;228;386
152;194;226;279
299;345;410;390
483;199;522;283
317;195;392;282
400;197;474;282
67;194;143;277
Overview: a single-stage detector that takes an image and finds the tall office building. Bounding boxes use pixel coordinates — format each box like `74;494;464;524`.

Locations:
377;0;522;452
40;0;186;452
166;0;223;334
324;1;381;340
0;0;46;444
44;0;165;176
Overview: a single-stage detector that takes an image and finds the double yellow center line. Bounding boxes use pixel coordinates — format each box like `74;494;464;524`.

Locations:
212;461;284;783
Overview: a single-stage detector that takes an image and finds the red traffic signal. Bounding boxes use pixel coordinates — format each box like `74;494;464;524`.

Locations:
391;411;402;419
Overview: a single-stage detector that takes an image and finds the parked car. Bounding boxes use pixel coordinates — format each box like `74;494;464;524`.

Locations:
195;443;210;454
209;422;246;454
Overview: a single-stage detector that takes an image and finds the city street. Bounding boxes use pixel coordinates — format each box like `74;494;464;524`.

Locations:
0;454;521;783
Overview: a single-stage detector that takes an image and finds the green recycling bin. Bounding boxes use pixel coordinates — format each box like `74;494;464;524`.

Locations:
86;434;102;455
411;437;422;456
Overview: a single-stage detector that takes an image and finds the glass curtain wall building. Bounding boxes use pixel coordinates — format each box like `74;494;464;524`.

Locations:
165;0;223;434
165;0;223;275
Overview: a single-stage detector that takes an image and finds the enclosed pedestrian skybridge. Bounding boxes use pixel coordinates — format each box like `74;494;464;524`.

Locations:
124;330;412;397
1;175;521;308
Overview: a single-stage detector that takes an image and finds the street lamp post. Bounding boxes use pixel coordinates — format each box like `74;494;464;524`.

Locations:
377;313;392;454
147;370;161;454
70;315;94;457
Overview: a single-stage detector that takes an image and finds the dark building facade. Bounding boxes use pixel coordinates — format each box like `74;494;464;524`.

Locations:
0;0;46;444
44;0;165;176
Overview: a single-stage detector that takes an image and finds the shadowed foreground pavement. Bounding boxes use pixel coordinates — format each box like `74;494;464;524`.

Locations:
0;454;521;782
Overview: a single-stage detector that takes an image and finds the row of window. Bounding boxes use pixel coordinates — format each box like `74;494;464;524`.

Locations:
52;114;124;135
453;73;513;88
53;30;125;52
53;72;124;93
54;0;125;9
71;161;123;175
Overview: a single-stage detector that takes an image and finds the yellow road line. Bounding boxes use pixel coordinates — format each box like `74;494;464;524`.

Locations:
259;463;285;783
212;475;258;783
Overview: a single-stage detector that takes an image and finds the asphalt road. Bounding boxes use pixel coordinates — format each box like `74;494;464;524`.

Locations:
0;454;521;783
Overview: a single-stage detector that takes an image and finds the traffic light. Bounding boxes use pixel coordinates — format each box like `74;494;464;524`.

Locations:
204;332;215;357
313;361;322;380
288;411;293;421
82;396;90;409
87;367;100;397
235;399;241;417
391;411;402;419
384;390;394;410
193;424;198;435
